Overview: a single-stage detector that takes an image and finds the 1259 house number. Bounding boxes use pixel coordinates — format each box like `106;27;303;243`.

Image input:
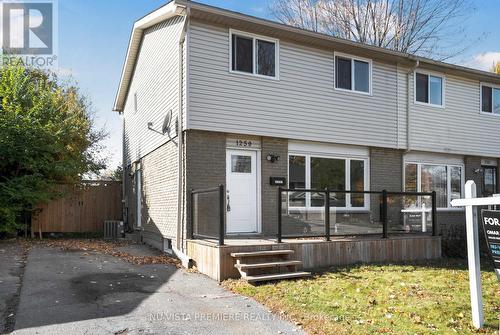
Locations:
235;140;253;147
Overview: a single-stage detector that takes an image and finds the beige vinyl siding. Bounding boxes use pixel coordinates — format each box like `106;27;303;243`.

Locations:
396;64;408;149
123;15;185;166
408;71;500;157
187;20;399;149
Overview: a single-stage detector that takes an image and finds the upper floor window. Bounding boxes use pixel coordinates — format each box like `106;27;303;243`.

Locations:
481;84;500;115
334;53;371;94
415;72;444;107
230;30;278;78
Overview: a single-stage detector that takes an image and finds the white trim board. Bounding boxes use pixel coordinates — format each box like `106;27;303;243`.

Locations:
288;140;369;158
404;151;464;165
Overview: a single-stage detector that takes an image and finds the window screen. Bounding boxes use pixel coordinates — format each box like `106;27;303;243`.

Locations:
482;86;492;113
232;35;253;73
416;73;429;103
335;57;352;90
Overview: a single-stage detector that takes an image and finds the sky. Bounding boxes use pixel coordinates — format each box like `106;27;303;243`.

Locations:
56;0;500;173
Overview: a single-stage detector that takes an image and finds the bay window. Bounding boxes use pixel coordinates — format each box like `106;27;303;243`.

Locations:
288;154;368;209
404;162;463;209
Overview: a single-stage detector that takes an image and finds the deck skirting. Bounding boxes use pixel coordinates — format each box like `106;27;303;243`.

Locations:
187;236;442;282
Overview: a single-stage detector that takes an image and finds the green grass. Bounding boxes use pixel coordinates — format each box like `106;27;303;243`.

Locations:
224;259;500;334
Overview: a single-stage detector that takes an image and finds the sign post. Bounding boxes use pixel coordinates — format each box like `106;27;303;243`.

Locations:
451;180;500;329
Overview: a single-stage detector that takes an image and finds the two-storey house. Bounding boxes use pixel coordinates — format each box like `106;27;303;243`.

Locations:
114;0;500;281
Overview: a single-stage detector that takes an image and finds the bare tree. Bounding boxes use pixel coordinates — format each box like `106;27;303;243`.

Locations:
270;0;476;60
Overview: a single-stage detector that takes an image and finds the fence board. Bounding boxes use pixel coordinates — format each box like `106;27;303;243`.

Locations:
32;181;122;233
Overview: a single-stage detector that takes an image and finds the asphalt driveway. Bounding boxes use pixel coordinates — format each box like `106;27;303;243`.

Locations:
1;241;304;335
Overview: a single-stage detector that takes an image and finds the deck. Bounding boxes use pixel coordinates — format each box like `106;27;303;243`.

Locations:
186;235;442;282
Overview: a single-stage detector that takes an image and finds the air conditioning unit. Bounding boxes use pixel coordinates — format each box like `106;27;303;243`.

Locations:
104;220;124;240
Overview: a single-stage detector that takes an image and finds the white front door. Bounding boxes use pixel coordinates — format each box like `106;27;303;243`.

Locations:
226;149;259;234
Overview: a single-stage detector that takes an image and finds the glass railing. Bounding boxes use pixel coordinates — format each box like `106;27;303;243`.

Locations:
278;188;436;242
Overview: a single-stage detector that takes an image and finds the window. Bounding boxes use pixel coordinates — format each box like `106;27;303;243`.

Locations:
231;155;251;173
289;156;306;207
335;54;371;93
404;162;463;209
288;154;368;209
415;72;444;106
481;84;500;115
230;30;278;78
483;166;497;197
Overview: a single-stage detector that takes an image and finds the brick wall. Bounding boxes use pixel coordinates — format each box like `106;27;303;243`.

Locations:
370;148;403;228
139;140;179;250
261;137;288;235
123;139;179;250
370;147;403;192
185;130;226;239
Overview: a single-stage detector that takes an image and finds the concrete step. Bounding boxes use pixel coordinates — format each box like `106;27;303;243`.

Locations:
244;271;311;283
230;250;294;258
235;260;302;270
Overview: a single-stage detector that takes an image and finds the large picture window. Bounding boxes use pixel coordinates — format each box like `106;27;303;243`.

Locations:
288;154;368;209
404;162;463;209
230;30;278;78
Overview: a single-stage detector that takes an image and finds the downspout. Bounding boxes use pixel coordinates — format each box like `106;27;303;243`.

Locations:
406;59;419;153
403;59;419;191
175;6;189;266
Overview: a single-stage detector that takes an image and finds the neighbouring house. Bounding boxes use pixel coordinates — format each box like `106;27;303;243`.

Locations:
114;0;500;282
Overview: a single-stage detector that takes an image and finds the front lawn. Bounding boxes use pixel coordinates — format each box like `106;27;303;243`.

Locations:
224;259;500;334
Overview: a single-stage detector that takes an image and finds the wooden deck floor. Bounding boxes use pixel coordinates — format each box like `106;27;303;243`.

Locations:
186;235;442;282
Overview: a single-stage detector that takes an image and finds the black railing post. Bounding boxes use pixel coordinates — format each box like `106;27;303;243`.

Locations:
325;188;330;241
431;190;437;236
277;186;282;243
189;189;194;239
218;184;225;246
382;190;388;238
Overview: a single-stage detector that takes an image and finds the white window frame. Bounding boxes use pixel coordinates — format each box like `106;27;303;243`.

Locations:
229;29;279;80
479;82;500;116
287;153;370;211
414;70;446;108
403;162;465;210
333;52;373;96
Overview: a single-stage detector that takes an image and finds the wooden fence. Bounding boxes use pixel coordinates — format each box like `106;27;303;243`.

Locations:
32;181;122;233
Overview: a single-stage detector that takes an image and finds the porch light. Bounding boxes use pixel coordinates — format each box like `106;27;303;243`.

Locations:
266;154;280;163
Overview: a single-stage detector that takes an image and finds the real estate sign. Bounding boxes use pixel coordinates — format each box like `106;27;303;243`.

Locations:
481;210;500;275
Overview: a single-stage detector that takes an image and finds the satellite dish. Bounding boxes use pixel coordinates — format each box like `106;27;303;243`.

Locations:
162;110;172;135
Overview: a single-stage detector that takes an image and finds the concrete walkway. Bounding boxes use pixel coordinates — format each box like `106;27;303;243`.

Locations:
7;243;304;335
